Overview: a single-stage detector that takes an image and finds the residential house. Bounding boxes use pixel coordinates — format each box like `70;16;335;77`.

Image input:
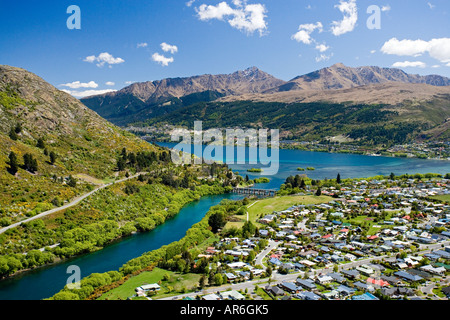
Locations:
265;285;285;296
356;265;375;276
394;271;423;282
317;275;333;285
136;283;161;293
366;277;390;287
353;281;373;292
442;286;450;298
224;273;237;283
381;275;402;286
279;282;298;293
336;285;356;297
295;291;322;301
342;269;360;280
296;279;317;290
420;265;446;276
381;287;414;298
220;290;245;300
328;273;345;284
202;293;221;300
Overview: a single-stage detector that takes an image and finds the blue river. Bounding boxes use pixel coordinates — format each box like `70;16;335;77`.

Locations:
0;143;449;300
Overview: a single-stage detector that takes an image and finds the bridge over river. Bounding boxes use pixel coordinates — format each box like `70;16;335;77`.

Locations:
232;187;277;198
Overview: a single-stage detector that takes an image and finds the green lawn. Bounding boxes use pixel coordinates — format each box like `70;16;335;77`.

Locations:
98;267;201;300
255;287;273;300
343;213;395;235
430;194;450;203
225;195;332;229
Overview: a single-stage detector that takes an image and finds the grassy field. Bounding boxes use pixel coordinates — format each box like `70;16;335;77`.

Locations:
430;194;450;203
98;267;201;300
225;195;333;229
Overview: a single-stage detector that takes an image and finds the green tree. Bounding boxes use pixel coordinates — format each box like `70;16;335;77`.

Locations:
214;273;223;286
8;127;18;140
14;123;22;134
8;151;18;175
23;153;38;173
37;137;45;149
336;173;341;184
208;212;226;233
199;275;206;289
49;151;57;164
315;187;322;196
67;175;77;187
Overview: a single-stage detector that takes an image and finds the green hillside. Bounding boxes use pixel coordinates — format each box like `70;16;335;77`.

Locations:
141;99;450;146
0;65;159;224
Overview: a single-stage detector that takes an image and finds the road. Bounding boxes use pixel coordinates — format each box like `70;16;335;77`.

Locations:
255;240;280;268
0;172;146;234
419;276;450;300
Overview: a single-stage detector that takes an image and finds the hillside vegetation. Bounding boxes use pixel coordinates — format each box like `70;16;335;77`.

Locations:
0;65;158;223
142;99;450;146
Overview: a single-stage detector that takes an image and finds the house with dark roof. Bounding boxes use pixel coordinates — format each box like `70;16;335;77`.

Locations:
328;272;345;284
279;281;298;293
394;271;423;282
295;291;322;301
337;285;356;296
442;286;450;298
381;287;414;298
342;269;360;280
265;285;285;296
296;279;317;290
380;275;402;286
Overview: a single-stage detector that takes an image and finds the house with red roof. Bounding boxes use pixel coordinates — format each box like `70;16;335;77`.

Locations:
367;277;390;287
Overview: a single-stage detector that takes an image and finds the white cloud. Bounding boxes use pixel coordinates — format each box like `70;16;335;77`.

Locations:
381;5;391;12
315;44;330;53
125;81;136;85
105;82;115;86
152;53;174;67
392;61;427;68
427;2;435;9
316;53;333;62
61;89;117;98
381;38;429;57
370;50;376;54
83;52;125;67
431;65;440;68
59;81;98;89
161;42;178;54
331;0;358;36
137;42;148;48
381;37;450;63
196;1;268;36
306;5;312;10
186;0;196;7
447;62;450;67
292;22;323;45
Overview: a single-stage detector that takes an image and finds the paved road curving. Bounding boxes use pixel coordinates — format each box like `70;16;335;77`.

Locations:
0;172;146;235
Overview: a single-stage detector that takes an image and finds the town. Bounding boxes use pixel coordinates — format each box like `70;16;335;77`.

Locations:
132;174;450;301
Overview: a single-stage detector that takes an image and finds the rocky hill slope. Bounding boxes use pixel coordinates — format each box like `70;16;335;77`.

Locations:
0;65;157;220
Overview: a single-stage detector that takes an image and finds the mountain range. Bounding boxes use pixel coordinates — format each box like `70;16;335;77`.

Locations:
81;63;450;126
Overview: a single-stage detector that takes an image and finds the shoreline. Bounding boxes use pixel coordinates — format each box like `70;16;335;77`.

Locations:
150;138;450;162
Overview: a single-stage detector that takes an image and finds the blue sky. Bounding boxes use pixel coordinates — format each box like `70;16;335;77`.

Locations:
0;0;449;98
